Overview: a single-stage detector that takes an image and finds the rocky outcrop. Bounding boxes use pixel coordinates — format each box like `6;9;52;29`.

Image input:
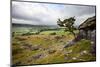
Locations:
64;16;96;55
78;16;96;54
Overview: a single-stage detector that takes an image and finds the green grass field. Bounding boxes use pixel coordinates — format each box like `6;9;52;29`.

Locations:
12;28;96;65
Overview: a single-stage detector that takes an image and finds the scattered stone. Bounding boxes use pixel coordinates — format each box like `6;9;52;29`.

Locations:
64;57;68;60
79;59;85;61
91;41;94;44
80;50;88;55
31;45;40;51
32;54;43;60
32;54;41;59
22;43;32;49
83;50;87;54
64;40;75;48
48;49;56;54
64;50;73;54
72;57;77;60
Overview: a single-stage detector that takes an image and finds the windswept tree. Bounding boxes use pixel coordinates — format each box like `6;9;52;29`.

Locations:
57;17;76;37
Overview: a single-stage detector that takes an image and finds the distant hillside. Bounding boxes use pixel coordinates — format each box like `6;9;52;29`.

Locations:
12;23;59;28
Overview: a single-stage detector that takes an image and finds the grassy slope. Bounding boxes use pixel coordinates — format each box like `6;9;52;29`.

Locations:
35;39;96;64
64;39;96;62
12;30;95;65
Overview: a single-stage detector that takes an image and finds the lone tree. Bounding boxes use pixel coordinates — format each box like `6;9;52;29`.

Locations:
57;17;76;37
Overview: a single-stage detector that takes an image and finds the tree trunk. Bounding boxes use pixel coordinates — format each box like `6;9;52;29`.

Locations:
70;30;76;38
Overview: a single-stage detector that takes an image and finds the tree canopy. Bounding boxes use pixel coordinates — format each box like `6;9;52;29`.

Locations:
57;17;76;37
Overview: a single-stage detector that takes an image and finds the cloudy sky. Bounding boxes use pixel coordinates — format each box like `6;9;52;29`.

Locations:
12;1;95;26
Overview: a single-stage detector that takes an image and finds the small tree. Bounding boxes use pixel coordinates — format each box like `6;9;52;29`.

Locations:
57;17;76;37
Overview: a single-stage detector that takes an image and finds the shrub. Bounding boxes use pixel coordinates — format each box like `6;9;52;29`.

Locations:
50;32;56;35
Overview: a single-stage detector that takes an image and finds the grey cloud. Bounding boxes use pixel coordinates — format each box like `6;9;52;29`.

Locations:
12;2;52;23
12;3;33;21
62;5;95;17
12;1;96;25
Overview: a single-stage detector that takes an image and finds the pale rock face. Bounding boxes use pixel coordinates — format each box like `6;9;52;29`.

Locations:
91;30;96;43
79;30;86;38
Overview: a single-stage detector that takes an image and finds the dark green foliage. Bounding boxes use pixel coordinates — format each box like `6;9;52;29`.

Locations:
12;32;15;37
57;17;76;37
49;32;56;35
22;32;40;36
